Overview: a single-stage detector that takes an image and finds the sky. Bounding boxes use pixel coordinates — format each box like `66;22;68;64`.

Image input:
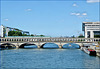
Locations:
0;0;100;37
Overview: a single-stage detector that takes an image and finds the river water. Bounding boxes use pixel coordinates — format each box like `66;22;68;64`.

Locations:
0;44;100;69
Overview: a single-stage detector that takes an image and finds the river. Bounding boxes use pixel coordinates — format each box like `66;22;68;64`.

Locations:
0;44;100;69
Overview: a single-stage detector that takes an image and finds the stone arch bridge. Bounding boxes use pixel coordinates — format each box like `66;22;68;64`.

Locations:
0;37;100;48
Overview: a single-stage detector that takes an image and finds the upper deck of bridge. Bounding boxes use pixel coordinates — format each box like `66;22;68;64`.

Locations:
0;37;100;43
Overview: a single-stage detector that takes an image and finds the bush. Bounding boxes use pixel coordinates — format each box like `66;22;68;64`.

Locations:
78;36;84;38
94;35;100;38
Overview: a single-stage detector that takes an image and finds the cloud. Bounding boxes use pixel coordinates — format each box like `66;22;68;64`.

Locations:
86;19;89;21
73;3;77;7
25;9;32;11
85;19;92;21
71;13;76;15
71;13;80;16
76;13;80;16
71;12;87;17
4;19;8;21
82;13;87;16
87;0;100;3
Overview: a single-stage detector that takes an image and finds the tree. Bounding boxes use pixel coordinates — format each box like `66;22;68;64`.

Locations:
22;34;27;36
13;34;18;36
8;31;22;36
31;34;34;36
78;34;84;38
98;42;100;45
71;35;75;38
94;35;100;38
40;35;45;37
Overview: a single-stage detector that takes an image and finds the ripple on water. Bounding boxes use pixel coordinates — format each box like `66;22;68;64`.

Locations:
0;48;100;69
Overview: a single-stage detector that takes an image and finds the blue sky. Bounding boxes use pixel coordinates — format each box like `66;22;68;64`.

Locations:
1;0;100;37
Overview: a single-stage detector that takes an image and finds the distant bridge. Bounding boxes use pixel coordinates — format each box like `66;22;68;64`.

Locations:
0;37;100;48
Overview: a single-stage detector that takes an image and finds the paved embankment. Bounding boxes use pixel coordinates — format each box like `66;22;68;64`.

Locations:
95;47;100;57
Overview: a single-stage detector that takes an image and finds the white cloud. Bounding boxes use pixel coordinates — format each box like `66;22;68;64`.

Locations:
26;9;32;11
86;19;89;21
82;13;87;16
71;13;80;16
71;13;76;15
4;19;8;21
85;19;91;21
71;12;87;17
73;3;77;7
87;0;100;3
76;13;80;16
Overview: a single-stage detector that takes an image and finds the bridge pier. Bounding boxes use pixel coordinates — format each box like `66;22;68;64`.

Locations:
58;45;62;49
16;46;19;49
37;45;40;49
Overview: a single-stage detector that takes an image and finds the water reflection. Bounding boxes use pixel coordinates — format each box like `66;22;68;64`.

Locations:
63;43;80;49
24;45;37;49
42;43;59;49
0;45;16;50
0;43;80;49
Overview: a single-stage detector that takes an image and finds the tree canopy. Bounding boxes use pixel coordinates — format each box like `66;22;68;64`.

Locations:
94;35;100;38
8;31;45;37
8;31;22;36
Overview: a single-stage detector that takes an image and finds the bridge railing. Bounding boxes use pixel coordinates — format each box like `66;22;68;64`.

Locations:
0;37;100;43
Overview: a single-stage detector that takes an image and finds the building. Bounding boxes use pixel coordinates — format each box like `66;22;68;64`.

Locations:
82;22;100;38
0;25;30;37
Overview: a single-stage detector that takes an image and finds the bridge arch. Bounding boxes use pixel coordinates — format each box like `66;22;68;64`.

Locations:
62;43;81;49
19;43;38;48
0;43;16;48
40;42;59;48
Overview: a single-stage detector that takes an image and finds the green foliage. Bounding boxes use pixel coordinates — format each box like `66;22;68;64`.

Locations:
31;34;34;36
94;35;100;38
78;36;84;38
98;42;100;45
40;35;45;37
8;31;46;37
8;31;22;36
71;35;75;38
78;40;81;41
22;34;28;36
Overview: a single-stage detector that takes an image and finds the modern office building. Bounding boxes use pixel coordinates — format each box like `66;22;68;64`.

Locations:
82;22;100;38
0;25;30;37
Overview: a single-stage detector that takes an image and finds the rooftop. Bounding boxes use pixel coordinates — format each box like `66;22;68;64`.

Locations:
1;25;29;32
